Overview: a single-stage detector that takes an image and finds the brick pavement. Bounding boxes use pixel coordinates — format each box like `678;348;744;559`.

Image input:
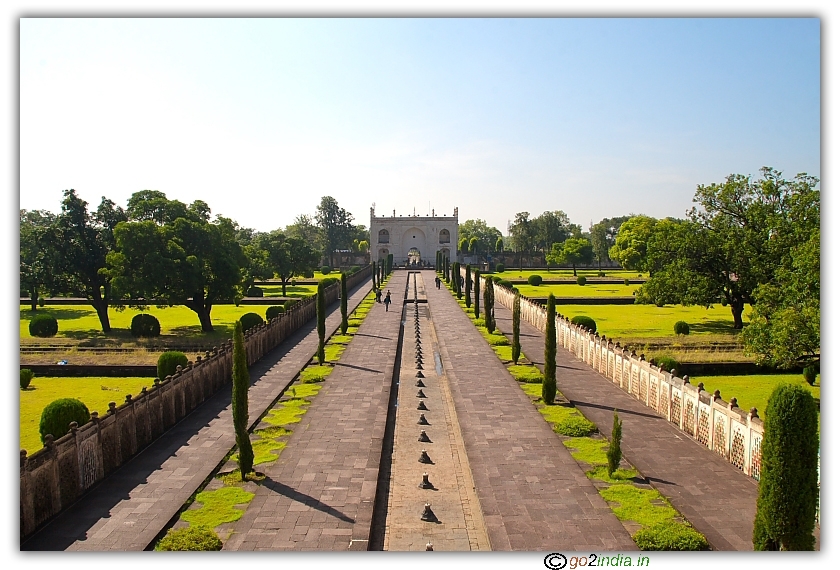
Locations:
223;272;408;551
425;278;636;552
21;278;373;551
491;302;759;551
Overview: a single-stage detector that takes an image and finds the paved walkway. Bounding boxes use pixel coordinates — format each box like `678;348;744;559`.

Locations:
491;302;759;551
425;278;637;551
21;278;373;551
223;272;407;551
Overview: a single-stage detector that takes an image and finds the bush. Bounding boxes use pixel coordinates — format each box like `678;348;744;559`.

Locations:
39;398;90;443
266;305;286;321
490;275;502;283
320;266;332;275
624;278;630;286
158;351;188;379
38;297;45;307
240;312;264;332
495;263;505;273
673;321;690;335
130;313;161;338
598;272;606;277
20;369;34;390
803;363;819;386
528;274;543;286
576;275;587;286
497;279;513;289
155;526;223;551
321;277;339;287
652;355;680;376
571;315;597;334
246;286;263;297
350;265;360;274
29;313;58;337
555;415;597;437
284;299;299;311
633;521;709;551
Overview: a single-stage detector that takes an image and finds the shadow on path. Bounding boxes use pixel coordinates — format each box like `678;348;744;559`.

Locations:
261;477;355;523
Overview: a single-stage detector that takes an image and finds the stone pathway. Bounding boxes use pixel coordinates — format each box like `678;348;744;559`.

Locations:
223;272;408;551
491;301;759;551
424;276;637;551
21;278;373;551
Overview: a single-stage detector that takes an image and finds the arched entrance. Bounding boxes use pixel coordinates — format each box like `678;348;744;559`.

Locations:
407;247;421;267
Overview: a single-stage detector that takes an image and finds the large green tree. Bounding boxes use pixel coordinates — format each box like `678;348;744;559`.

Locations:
509;212;537;269
458;219;503;257
252;231;320;296
533;210;580;261
608;215;657;272
546;237;594;276
590;215;631;269
20;209;63;311
315;196;354;268
53;189;127;332
107;192;246;332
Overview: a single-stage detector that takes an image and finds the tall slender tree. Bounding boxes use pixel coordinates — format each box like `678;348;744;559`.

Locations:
371;261;378;290
464;264;472;308
316;281;326;365
543;293;557;404
453;262;462;298
483;276;495;333
473;269;481;319
340;272;348;335
232;321;254;480
607;410;623;477
512;290;521;364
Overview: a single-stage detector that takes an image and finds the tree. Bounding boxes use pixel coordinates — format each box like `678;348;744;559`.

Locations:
459;219;503;257
609;215;657;271
315;196;354;268
495;236;504;253
546;237;594;276
285;213;322;249
473;269;481;319
107;193;245;332
316;281;326;365
261;232;320;296
20;209;63;311
753;384;818;550
543;293;557;404
232;321;254;480
453;262;462;298
534;210;579;261
458;237;469;255
469;237;479;255
358;239;369;253
340;272;349;335
607;410;622;477
509;212;536;269
512;290;521;364
240;233;274;294
590;215;631;269
464;264;472;308
54;189;127;332
483;276;495;333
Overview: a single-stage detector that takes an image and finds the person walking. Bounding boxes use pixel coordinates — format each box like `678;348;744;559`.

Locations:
435;276;441;289
384;290;392;312
375;288;382;303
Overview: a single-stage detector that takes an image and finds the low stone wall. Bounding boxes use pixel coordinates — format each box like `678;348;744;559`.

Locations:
19;267;370;540
465;268;765;482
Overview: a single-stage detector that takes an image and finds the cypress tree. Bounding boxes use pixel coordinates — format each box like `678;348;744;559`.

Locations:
387;253;393;274
372;261;377;290
464;264;472;308
542;293;557;404
483;276;495;333
607;410;622;477
753;384;819;550
232;321;254;480
473;269;481;319
436;251;441;272
316;281;326;365
512;290;521;364
444;258;449;282
454;262;462;298
340;272;348;335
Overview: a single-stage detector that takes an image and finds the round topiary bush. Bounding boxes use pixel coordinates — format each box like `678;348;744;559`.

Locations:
495;263;505;273
571;315;597;334
246;286;263;297
673;321;690;336
497;279;513;289
266;305;286;321
576;275;587;286
528;274;543;286
284;299;299;312
633;521;709;551
598;272;606;277
38;297;45;307
39;398;90;443
350;266;360;274
803;363;819;386
320;266;332;275
158;351;188;380
130;313;161;338
624;278;630;286
653;355;680;376
240;312;264;332
155;527;223;551
20;368;34;390
29;313;58;337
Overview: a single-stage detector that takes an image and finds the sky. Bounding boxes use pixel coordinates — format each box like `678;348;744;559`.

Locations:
18;17;820;235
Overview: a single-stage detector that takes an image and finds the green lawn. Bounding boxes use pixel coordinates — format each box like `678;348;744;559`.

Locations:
254;284;317;298
19;376;155;454
515;283;640;297
491;269;645;280
691;374;820;418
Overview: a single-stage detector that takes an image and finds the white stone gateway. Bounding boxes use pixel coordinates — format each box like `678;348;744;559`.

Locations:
369;206;459;267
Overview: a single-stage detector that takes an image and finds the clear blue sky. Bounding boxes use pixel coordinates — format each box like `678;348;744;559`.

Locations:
20;18;820;235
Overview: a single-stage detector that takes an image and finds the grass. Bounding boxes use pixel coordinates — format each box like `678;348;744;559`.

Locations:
263;396;315;426
492;269;645;280
508;365;541;383
691;373;820;418
539;405;598;436
515;284;640;297
253;284;317;298
600;485;678;527
180;486;255;527
563;436;611;465
300;365;333;383
19;376;155;453
323;344;346;362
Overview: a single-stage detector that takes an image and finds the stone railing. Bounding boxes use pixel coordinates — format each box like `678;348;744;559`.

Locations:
464;268;764;482
20;267;370;539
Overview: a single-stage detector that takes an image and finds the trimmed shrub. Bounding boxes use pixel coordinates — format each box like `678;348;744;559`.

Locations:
495;263;505;273
543;294;557;405
653;355;680;376
598;272;606;277
266;305;285;321
39;398;90;443
38;297;45;307
624;278;630;286
158;351;188;379
284;299;299;312
320;266;332;275
673;321;690;335
316;281;326;365
473;269;481;319
483;276;495;333
20;369;34;390
130;313;161;338
155;527;223;551
633;521;709;551
753;384;819;550
571;315;597;334
607;410;622;477
232;321;254;480
247;286;263;297
321;277;339;287
555;415;598;437
239;312;264;332
527;274;543;286
350;265;360;274
465;264;472;308
512;291;521;364
803;363;818;386
497;279;513;289
340;272;348;335
576;275;587;286
29;313;58;337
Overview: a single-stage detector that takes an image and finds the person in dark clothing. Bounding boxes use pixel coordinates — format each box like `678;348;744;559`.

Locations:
435;276;441;289
375;288;382;303
384;290;392;311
